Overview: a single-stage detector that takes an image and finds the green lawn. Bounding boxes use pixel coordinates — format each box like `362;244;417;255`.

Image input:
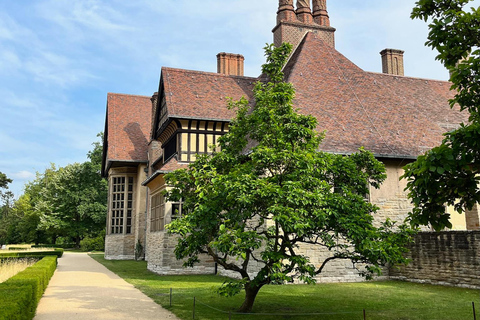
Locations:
90;254;479;320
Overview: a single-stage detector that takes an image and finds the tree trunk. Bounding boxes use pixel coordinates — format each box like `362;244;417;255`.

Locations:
238;283;262;313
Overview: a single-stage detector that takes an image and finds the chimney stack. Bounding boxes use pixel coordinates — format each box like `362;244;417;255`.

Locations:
274;0;336;49
380;49;405;76
217;53;245;76
277;0;296;24
312;0;330;26
296;1;313;24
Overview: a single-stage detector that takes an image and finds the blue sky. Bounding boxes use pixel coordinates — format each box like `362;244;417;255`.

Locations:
1;0;478;197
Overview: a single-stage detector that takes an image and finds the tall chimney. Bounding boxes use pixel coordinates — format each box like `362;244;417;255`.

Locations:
296;1;313;24
217;53;245;76
273;0;336;49
277;0;296;24
380;49;405;76
312;0;330;26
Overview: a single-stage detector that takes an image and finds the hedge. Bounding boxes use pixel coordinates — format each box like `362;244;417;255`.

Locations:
31;244;75;249
0;256;57;320
0;249;64;259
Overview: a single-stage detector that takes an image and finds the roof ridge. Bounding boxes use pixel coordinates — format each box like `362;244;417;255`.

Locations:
366;71;451;84
107;92;151;99
161;66;259;81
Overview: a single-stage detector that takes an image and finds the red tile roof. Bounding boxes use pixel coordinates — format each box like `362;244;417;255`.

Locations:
105;93;152;165
161;67;257;120
284;33;468;158
161;157;188;172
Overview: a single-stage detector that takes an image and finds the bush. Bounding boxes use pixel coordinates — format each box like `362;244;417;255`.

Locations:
80;236;104;252
31;243;75;249
0;256;57;320
0;249;63;259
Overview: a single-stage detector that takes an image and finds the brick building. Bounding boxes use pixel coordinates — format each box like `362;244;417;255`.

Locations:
101;0;478;281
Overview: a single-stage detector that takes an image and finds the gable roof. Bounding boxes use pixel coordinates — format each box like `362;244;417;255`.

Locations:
102;93;152;176
284;32;467;158
160;67;257;120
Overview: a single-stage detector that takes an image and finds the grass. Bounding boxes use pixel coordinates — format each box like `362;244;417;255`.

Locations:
90;254;480;320
0;258;37;283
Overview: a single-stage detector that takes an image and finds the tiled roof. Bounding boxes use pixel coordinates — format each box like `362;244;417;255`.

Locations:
284;33;468;158
105;93;152;164
161;67;257;120
161;157;188;172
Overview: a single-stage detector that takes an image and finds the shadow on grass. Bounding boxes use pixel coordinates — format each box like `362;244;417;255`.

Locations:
89;254;480;320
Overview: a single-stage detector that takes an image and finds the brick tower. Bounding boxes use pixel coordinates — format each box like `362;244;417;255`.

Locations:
273;0;335;50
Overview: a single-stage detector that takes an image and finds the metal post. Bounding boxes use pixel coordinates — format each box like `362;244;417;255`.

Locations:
229;311;231;320
193;297;196;319
363;309;366;320
473;302;477;320
170;288;172;307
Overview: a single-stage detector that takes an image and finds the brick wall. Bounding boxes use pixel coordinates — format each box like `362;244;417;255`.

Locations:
390;231;480;288
273;21;335;50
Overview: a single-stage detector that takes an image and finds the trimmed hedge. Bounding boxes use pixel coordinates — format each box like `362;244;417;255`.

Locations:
8;247;29;251
0;256;57;320
0;249;64;259
31;244;75;249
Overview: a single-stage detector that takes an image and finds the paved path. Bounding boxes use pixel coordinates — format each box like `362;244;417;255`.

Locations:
34;252;180;320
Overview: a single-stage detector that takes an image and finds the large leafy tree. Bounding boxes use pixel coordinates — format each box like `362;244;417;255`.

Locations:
402;0;480;230
165;43;415;312
22;134;108;246
0;172;15;244
39;162;106;246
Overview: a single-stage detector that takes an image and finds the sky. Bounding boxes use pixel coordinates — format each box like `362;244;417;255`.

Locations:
0;0;478;197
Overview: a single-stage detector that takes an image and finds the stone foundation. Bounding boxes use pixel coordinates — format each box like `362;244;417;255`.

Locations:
146;231;215;275
390;231;480;289
105;234;135;260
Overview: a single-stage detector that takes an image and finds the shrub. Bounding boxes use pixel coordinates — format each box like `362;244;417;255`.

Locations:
31;243;75;249
80;235;104;252
0;256;57;320
0;249;63;259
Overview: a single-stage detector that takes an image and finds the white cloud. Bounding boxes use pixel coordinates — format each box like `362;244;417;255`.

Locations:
11;171;36;180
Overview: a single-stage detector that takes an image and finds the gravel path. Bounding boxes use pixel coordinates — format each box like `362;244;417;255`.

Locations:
34;252;180;320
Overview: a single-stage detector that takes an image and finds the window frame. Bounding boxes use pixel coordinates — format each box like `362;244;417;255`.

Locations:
109;175;135;235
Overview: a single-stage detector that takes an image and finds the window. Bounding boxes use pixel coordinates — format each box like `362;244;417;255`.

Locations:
164;135;177;161
110;176;134;234
150;192;165;232
178;120;228;163
171;198;186;220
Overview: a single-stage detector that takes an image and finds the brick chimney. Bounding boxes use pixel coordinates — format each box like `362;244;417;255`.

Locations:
217;52;244;76
312;0;330;26
273;0;336;50
296;1;313;24
380;49;405;76
150;92;158;130
277;0;296;24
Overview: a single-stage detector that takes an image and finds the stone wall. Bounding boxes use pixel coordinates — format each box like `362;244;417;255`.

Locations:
105;234;135;260
370;159;412;226
146;231;215;275
390;231;480;288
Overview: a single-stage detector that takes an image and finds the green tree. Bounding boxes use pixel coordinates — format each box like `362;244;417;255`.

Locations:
0;172;15;245
22;134;107;246
14;194;45;244
41;162;106;246
402;0;480;230
165;43;415;312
